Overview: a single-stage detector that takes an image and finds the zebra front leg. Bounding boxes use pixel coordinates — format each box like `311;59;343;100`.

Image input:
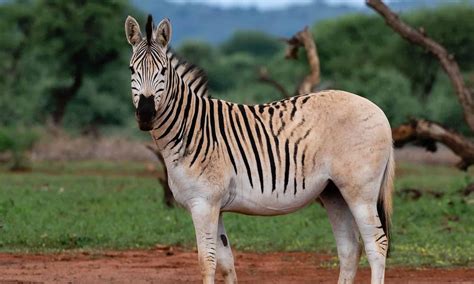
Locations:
217;214;237;284
320;183;361;284
190;199;220;284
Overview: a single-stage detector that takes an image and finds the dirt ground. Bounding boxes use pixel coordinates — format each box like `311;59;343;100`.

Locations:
1;248;473;283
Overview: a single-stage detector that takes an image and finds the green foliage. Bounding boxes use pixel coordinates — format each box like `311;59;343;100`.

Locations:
33;0;133;127
404;4;474;71
176;35;284;97
177;40;216;68
1;2;473;133
0;0;46;125
0;161;472;267
387;4;474;101
307;5;474;129
32;0;128;75
62;59;134;129
425;73;468;132
207;53;258;93
0;0;135;129
313;14;396;78
0;127;39;170
194;4;474;131
220;30;283;59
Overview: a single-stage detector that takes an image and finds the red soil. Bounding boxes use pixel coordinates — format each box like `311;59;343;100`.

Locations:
0;248;472;283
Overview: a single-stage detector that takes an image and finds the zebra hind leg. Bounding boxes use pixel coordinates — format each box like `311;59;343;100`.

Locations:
320;181;361;284
340;182;388;284
216;214;237;284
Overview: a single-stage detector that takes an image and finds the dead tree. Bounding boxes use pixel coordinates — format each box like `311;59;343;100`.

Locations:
366;0;474;170
287;26;321;95
258;26;321;96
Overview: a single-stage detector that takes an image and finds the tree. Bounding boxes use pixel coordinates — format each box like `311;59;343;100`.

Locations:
35;0;132;126
389;5;474;101
366;0;474;170
0;0;132;125
0;0;45;125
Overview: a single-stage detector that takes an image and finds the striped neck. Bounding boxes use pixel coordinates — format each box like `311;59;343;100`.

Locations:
151;51;210;160
166;49;208;98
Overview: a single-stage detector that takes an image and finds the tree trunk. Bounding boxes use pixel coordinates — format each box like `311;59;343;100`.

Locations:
50;68;83;126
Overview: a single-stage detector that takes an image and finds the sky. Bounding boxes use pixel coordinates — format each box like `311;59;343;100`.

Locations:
169;0;367;10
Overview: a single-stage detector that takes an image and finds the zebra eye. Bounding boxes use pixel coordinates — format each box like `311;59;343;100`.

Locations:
160;67;166;76
129;66;135;75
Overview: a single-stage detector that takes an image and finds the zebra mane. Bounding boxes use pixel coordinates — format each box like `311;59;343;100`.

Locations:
167;48;209;98
146;14;153;45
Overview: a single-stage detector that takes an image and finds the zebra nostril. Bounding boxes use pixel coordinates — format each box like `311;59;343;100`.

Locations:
137;94;156;122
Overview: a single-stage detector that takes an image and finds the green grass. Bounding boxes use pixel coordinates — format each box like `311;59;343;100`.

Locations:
0;161;473;267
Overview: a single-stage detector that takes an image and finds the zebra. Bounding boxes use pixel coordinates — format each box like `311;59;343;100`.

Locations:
125;15;394;284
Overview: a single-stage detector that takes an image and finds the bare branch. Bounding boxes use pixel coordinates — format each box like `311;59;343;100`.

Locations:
392;119;474;170
285;26;321;95
257;67;291;98
258;26;321;97
284;35;303;60
366;0;474;131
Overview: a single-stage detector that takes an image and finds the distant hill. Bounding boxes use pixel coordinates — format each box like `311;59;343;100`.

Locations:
133;0;474;45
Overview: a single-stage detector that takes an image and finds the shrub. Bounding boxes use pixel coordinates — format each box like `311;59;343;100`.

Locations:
0;127;39;170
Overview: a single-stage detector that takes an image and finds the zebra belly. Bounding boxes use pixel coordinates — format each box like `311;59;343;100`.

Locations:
221;176;329;216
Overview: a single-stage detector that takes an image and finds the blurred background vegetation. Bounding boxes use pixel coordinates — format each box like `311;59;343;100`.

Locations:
0;0;473;164
1;0;473;133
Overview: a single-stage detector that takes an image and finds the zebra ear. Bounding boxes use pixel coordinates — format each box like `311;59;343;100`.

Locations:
125;16;142;47
155;18;172;48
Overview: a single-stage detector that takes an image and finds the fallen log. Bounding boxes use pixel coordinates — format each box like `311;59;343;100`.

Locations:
392;119;474;170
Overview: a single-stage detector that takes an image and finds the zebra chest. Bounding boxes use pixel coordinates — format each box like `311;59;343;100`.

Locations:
165;163;230;208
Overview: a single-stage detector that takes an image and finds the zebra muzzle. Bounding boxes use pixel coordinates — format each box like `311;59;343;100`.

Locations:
136;94;156;131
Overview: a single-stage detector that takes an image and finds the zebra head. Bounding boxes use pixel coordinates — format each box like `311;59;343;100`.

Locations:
125;15;172;131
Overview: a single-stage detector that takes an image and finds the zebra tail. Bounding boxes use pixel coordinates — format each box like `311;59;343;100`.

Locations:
377;146;395;256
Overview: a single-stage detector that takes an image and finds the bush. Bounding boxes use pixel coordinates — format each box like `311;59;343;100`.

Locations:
0;127;39;170
425;73;468;132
